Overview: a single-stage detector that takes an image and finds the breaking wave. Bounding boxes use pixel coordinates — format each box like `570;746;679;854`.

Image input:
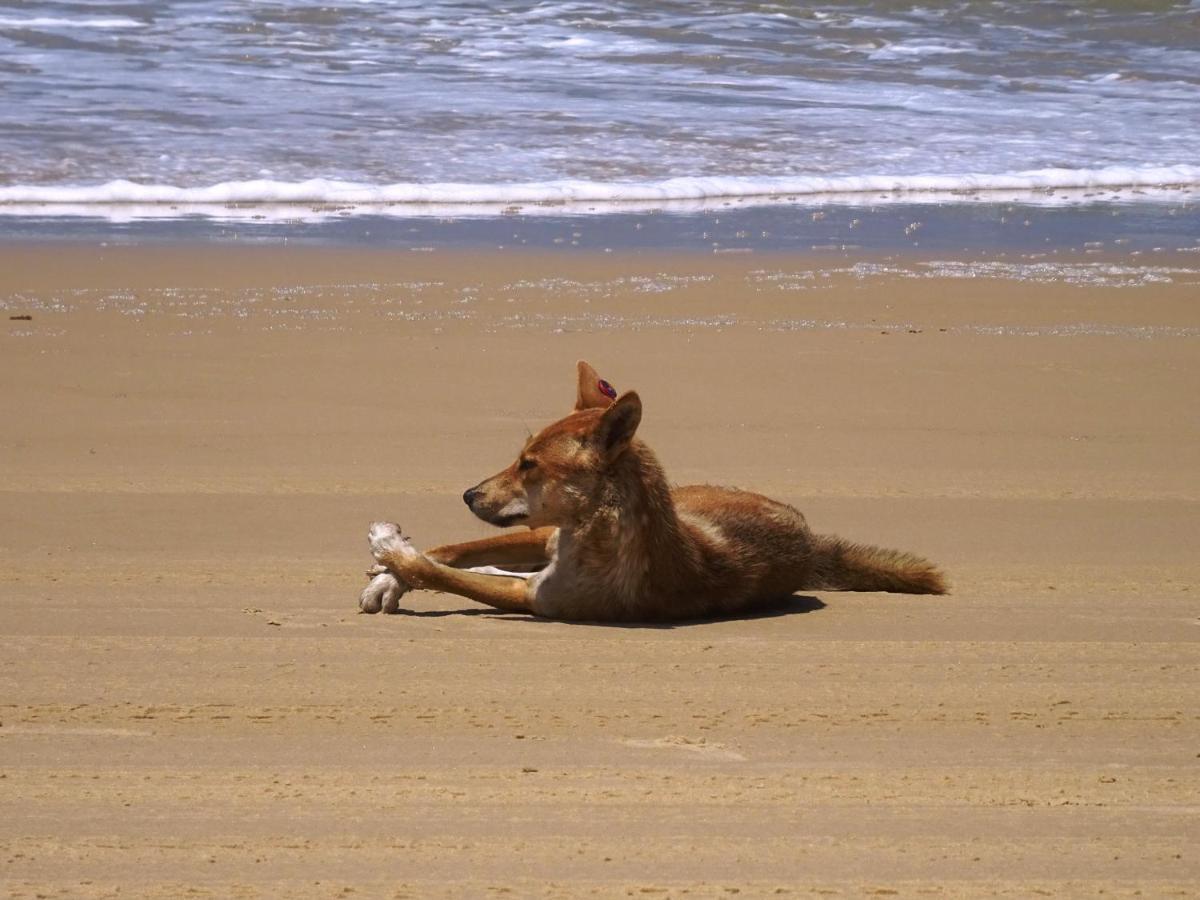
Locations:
3;165;1198;218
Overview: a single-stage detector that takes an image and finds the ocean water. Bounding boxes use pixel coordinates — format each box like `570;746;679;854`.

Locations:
1;0;1199;214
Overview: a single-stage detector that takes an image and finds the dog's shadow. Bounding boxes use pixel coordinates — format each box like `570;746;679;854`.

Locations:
390;593;825;629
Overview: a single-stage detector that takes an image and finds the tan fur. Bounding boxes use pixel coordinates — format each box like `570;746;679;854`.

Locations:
365;361;946;622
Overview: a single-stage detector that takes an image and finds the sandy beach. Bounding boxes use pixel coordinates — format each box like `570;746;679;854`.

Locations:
1;243;1198;897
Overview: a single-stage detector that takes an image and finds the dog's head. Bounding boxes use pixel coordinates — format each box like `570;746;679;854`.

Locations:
463;361;641;528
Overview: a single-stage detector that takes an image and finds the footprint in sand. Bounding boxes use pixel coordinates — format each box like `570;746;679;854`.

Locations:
621;735;745;761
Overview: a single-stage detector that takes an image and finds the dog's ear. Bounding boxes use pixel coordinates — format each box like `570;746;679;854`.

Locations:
574;360;618;411
593;391;641;456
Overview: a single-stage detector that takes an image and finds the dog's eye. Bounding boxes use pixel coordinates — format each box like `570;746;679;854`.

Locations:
518;457;537;472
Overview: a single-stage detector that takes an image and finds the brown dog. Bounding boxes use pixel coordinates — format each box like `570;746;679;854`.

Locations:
361;361;945;622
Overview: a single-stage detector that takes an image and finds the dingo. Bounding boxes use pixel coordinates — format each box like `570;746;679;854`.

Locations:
360;361;945;622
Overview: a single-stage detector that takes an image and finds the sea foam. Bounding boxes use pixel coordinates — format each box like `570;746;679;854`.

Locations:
0;16;143;29
1;165;1198;215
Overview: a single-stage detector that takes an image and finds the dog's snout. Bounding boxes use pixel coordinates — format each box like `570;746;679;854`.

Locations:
463;487;480;508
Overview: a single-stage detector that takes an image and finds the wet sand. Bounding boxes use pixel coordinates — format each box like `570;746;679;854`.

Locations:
1;244;1198;897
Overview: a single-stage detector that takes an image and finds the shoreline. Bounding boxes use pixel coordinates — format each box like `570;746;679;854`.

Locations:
1;193;1198;257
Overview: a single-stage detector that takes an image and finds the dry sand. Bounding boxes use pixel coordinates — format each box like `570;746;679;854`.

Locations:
1;244;1198;898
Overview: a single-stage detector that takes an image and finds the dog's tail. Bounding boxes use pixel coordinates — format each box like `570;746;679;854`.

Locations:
806;534;947;595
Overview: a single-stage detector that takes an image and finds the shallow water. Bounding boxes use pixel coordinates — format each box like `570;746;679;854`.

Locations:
2;0;1199;209
4;197;1199;260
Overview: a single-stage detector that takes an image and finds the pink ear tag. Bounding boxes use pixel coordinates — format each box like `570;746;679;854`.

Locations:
598;379;617;400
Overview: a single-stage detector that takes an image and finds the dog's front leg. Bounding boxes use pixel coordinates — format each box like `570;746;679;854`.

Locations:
426;527;556;569
368;522;535;614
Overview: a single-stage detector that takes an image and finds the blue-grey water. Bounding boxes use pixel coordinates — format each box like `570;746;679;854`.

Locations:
1;0;1199;213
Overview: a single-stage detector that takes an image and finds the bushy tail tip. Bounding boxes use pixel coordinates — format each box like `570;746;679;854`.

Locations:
810;535;947;595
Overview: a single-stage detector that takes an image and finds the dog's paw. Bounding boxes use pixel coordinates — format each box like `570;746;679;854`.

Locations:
359;570;408;614
368;521;420;563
